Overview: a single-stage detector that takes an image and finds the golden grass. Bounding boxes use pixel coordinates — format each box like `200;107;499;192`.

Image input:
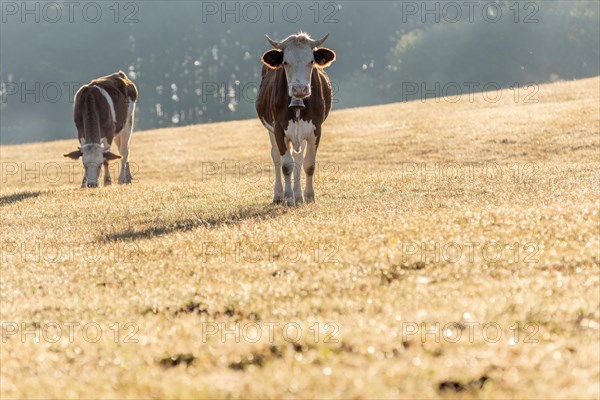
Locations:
1;77;599;399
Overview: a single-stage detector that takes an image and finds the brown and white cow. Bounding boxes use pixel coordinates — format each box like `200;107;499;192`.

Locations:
256;32;336;205
64;71;138;188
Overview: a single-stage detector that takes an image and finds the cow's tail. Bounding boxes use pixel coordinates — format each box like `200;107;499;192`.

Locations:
81;86;101;144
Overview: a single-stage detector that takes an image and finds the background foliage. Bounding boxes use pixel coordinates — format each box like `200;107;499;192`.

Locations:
1;0;598;143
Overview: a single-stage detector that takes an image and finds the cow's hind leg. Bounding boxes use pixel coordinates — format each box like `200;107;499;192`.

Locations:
269;131;283;204
117;104;135;184
292;142;306;204
115;119;133;185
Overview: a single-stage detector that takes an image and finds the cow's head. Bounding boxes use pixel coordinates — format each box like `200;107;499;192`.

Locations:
262;32;336;100
64;140;121;188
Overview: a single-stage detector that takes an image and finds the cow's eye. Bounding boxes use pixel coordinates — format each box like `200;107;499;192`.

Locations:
283;61;288;66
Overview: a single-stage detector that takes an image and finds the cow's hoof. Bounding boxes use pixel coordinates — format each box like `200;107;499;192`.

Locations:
283;195;295;207
305;193;315;203
118;176;132;185
104;179;112;186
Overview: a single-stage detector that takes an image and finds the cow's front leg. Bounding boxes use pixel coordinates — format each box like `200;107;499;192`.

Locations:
292;142;306;204
282;150;295;206
304;133;318;203
269;131;283;203
103;160;112;186
275;125;294;206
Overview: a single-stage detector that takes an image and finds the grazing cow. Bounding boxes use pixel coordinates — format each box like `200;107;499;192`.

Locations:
64;71;138;188
256;32;336;205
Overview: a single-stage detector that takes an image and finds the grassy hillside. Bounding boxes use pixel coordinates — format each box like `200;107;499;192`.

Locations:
1;77;599;399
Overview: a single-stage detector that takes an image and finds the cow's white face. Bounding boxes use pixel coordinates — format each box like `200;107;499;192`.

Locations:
282;44;315;99
262;34;336;100
81;143;104;187
64;140;121;188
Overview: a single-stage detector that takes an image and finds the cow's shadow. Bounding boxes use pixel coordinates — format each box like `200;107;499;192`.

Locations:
0;190;42;206
103;203;286;242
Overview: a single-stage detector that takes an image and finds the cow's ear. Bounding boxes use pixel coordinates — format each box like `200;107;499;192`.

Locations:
262;49;284;69
64;150;82;159
103;151;122;161
314;48;336;68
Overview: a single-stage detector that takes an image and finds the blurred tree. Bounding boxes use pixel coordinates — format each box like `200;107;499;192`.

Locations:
386;1;600;102
0;1;597;143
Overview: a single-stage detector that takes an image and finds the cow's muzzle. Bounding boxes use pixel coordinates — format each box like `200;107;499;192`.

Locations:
290;85;310;98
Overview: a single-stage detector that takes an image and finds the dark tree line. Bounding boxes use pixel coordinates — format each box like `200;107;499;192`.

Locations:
1;1;598;143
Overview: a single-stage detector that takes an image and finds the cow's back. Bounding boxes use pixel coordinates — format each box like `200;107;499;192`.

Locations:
74;86;113;144
90;72;138;134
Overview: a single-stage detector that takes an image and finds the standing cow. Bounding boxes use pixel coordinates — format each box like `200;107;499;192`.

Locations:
64;71;137;188
256;32;336;205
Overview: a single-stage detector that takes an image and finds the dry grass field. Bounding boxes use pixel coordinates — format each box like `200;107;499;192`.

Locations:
1;77;599;399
